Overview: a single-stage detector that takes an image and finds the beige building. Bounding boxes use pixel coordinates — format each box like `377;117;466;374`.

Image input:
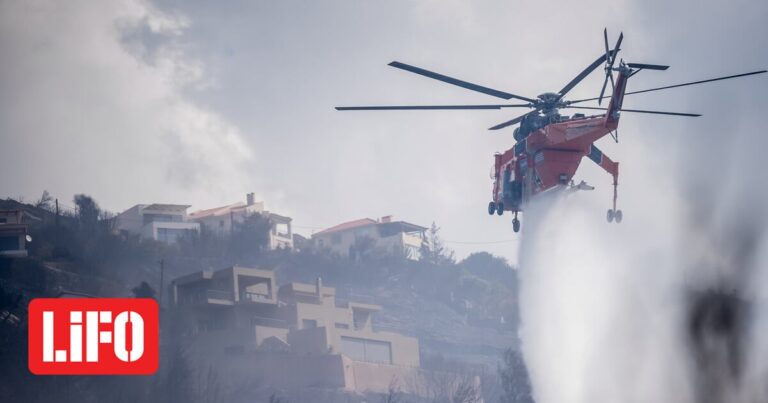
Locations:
189;193;293;250
169;266;421;393
114;203;200;243
312;216;426;260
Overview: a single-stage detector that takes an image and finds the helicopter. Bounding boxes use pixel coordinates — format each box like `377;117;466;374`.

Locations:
336;29;766;232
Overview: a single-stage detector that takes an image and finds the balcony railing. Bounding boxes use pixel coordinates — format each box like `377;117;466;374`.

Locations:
240;291;272;303
251;316;288;328
180;289;234;305
207;289;234;300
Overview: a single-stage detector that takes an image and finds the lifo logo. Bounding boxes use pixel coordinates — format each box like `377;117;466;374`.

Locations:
28;298;158;375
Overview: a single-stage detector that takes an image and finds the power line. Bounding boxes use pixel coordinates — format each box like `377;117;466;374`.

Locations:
292;224;327;230
444;239;519;245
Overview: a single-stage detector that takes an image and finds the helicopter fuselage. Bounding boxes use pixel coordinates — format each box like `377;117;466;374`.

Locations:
490;70;627;214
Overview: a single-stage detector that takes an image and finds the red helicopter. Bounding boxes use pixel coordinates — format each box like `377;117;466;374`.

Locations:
337;30;765;232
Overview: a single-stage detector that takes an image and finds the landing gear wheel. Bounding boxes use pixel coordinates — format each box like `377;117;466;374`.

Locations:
496;202;504;216
488;201;496;215
614;209;623;223
607;209;615;223
512;218;521;233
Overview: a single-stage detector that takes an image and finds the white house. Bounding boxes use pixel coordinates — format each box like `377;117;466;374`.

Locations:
189;193;293;250
312;216;425;259
115;203;199;243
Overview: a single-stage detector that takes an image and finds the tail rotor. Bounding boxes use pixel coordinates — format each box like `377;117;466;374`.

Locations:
598;29;623;105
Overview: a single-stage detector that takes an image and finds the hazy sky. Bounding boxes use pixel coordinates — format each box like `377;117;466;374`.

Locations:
2;0;766;261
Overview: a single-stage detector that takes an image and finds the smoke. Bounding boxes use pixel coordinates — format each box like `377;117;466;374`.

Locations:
516;75;768;403
0;0;254;208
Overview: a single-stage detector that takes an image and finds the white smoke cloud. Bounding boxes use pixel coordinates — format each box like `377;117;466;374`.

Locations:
0;0;253;209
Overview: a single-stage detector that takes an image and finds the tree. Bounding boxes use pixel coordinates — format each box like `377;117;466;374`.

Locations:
459;252;518;286
73;194;101;232
34;190;53;211
132;281;157;299
153;343;195;403
349;235;377;262
499;348;535;403
379;377;403;403
409;366;482;403
231;213;272;259
419;222;455;265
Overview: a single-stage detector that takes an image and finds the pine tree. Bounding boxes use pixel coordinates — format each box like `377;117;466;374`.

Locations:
419;222;455;265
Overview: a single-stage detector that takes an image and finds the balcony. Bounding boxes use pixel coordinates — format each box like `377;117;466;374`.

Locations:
207;289;234;300
240;291;274;304
251;316;288;328
181;289;234;306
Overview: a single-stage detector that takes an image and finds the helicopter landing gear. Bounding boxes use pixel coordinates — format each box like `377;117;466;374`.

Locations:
606;209;623;223
606;179;623;223
488;201;496;215
496;202;504;216
512;211;521;233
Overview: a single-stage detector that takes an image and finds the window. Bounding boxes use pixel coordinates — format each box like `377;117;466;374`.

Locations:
0;235;19;251
302;319;318;329
340;336;392;364
157;228;192;243
143;213;182;224
275;223;290;237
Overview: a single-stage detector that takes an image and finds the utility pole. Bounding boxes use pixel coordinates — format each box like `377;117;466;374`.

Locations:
55;198;59;247
158;258;165;309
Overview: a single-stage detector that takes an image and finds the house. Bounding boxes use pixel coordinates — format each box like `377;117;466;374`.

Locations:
114;203;199;243
189;193;293;250
170;266;418;366
0;210;30;258
312;216;426;259
169;266;421;393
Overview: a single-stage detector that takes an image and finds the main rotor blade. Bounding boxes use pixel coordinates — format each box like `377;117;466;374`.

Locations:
568;70;767;104
598;74;610;105
557;50;617;99
388;61;537;103
488;110;540;130
335;104;532;111
626;63;669;71
566;106;701;117
611;33;623;66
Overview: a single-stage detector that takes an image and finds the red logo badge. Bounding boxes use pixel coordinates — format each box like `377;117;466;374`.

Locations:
28;298;158;375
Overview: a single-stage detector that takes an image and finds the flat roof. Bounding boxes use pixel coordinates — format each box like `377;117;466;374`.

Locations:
172;265;274;285
143;204;191;213
280;282;336;297
378;221;427;233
